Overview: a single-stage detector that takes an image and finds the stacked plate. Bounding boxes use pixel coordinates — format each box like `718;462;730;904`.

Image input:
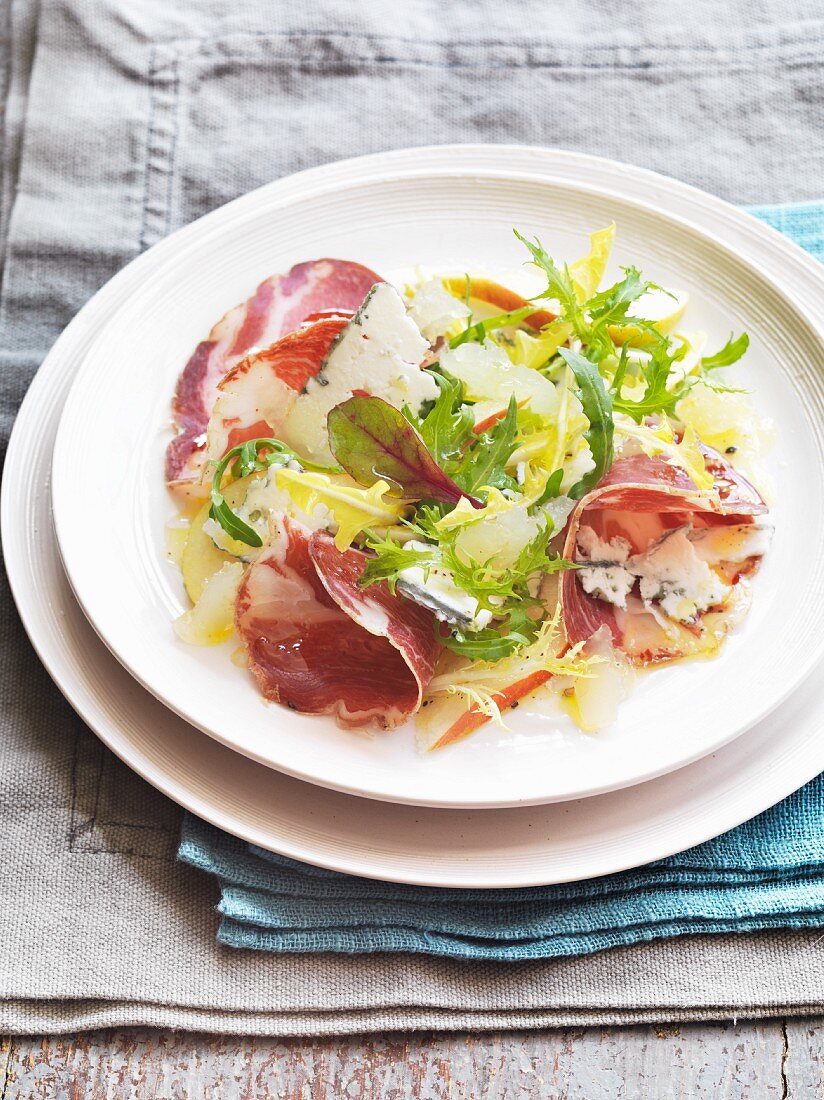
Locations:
4;146;824;888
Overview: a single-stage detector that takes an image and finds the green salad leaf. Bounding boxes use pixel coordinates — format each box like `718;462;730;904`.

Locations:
327;394;482;508
358;532;439;594
701;332;749;370
512;230;751;423
533;467;565;507
448;306;537;349
208;437;340;548
513;230;582;331
407;369;474;469
361;509;576;662
558;348;614;499
611;340;685;421
453;396;520;495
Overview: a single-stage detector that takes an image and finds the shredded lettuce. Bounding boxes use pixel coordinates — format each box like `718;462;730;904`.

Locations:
275;469;405;551
424;607;602;727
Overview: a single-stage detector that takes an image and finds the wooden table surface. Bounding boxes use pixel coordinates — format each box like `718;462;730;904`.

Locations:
1;1018;821;1097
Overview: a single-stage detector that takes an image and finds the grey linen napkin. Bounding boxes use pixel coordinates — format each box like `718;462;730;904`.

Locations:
2;0;824;1036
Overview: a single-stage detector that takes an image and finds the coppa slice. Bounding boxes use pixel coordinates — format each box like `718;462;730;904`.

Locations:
235;515;440;729
166;258;381;489
560;450;769;662
281;282;439;462
205;316;348;465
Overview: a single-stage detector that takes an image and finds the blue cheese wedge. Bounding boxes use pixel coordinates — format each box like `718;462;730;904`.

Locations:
576;527;635;610
629;526;730;623
396;541;493;631
282;282;438;462
576;523;746;624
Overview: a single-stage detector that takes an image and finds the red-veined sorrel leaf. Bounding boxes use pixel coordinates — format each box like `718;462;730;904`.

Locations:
327;395;482;508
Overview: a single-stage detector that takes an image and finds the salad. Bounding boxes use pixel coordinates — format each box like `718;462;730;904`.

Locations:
166;227;773;750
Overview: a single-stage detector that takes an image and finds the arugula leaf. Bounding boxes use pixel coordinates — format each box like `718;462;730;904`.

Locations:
533;467;565;507
327;394;482;507
441;621;537;662
558;348;615;499
701;332;749;370
209;437;340;548
209;493;261;548
454;396;520;494
409;369;474;469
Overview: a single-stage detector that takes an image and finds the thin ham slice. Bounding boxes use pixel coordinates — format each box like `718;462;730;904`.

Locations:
166;259;381;487
560;449;768;661
207;316;349;460
235;515;440;729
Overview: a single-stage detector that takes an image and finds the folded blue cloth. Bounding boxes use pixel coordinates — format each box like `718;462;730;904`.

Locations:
179;201;824;958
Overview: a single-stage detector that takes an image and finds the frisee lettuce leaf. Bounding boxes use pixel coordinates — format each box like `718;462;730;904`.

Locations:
358;532;438;594
611;339;686;421
424;606;601;727
513;230;583;331
453;395;520;495
405;369;474;469
701;332;749;370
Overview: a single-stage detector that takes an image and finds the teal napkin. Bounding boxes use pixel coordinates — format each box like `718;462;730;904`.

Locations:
179;202;824;958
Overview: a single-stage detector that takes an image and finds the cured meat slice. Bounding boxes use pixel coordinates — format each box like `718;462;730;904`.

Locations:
308;531;441;711
560;451;769;661
166;258;381;486
591;449;768;517
235;516;439;729
206;316;348;462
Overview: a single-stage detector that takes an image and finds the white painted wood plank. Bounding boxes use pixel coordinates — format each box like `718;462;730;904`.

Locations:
785;1018;823;1098
0;1021;816;1099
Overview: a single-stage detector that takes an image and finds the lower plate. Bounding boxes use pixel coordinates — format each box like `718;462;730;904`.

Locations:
4;147;824;886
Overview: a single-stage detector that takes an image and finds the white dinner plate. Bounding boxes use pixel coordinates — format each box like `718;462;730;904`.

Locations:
48;147;824;808
5;147;824;884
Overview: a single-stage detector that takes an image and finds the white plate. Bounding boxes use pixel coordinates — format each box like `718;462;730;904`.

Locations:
5;146;824;884
49;147;824;808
